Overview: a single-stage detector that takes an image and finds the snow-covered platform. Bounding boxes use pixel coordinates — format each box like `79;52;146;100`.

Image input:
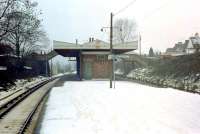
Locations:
39;81;200;134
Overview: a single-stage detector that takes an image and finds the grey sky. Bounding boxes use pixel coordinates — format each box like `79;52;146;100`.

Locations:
36;0;200;53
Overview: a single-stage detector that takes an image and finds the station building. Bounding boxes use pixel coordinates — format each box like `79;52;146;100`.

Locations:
53;39;137;80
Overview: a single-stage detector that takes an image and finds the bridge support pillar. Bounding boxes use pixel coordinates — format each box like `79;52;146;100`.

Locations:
76;53;82;80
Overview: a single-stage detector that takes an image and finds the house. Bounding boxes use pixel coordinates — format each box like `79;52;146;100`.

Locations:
165;33;200;56
165;42;186;56
186;33;200;54
53;38;138;80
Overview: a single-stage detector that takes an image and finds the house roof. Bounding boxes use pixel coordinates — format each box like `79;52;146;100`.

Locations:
187;33;200;49
165;33;200;55
191;33;200;43
166;42;187;53
174;42;187;51
190;37;200;45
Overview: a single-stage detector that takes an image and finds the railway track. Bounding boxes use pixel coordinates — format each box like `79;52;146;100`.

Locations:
0;78;47;102
0;77;58;134
18;87;51;134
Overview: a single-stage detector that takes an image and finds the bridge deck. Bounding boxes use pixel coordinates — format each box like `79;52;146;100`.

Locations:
53;40;138;56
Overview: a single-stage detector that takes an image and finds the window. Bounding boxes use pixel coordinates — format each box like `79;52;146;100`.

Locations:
96;55;107;64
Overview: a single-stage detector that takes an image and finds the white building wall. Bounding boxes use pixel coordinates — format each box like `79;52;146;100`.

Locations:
186;40;195;54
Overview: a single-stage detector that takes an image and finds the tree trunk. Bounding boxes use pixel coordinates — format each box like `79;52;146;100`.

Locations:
16;41;20;57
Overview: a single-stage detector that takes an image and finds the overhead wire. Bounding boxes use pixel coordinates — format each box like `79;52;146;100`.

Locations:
114;0;137;16
141;0;173;22
138;0;174;32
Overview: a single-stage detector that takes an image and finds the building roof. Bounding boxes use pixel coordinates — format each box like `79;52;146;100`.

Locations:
190;37;200;44
174;42;187;51
166;42;187;53
53;39;138;56
53;39;137;50
165;33;200;56
187;33;200;48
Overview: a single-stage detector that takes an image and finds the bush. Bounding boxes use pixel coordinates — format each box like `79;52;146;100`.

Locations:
192;85;198;91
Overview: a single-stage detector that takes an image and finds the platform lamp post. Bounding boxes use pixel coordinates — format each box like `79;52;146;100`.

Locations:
51;44;53;78
100;13;113;88
110;12;113;88
101;12;122;88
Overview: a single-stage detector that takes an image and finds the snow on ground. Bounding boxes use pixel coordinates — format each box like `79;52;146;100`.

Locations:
0;76;46;98
115;69;124;75
39;81;200;134
53;72;77;78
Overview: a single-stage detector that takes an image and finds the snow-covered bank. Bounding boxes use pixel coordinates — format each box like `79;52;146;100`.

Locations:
39;81;200;134
123;68;200;93
0;76;47;99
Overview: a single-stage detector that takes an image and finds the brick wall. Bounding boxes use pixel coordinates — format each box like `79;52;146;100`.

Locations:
82;54;111;79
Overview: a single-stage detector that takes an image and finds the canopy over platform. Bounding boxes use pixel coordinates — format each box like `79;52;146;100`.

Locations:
53;39;138;80
53;39;138;57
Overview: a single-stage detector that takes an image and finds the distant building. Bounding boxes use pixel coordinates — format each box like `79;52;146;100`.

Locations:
165;33;200;56
165;42;186;56
186;33;200;54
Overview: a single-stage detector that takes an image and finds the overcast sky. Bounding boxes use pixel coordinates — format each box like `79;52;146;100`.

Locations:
36;0;200;53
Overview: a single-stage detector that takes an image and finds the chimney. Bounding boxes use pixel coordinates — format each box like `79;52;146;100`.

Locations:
75;39;78;45
89;37;91;42
92;37;94;42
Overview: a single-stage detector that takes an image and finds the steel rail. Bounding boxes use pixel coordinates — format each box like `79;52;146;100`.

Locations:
0;88;22;101
0;79;47;101
18;88;51;134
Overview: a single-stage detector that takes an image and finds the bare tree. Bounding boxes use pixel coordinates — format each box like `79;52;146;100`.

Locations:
0;0;17;42
21;30;49;57
2;0;49;57
113;18;137;44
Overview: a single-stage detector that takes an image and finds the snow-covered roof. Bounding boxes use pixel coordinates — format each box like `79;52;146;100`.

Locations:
189;33;200;48
53;39;138;51
174;42;187;51
190;37;200;45
165;33;200;55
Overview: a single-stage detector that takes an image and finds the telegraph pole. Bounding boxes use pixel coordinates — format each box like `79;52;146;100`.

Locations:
139;33;142;56
110;12;113;88
45;52;48;77
51;44;53;78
